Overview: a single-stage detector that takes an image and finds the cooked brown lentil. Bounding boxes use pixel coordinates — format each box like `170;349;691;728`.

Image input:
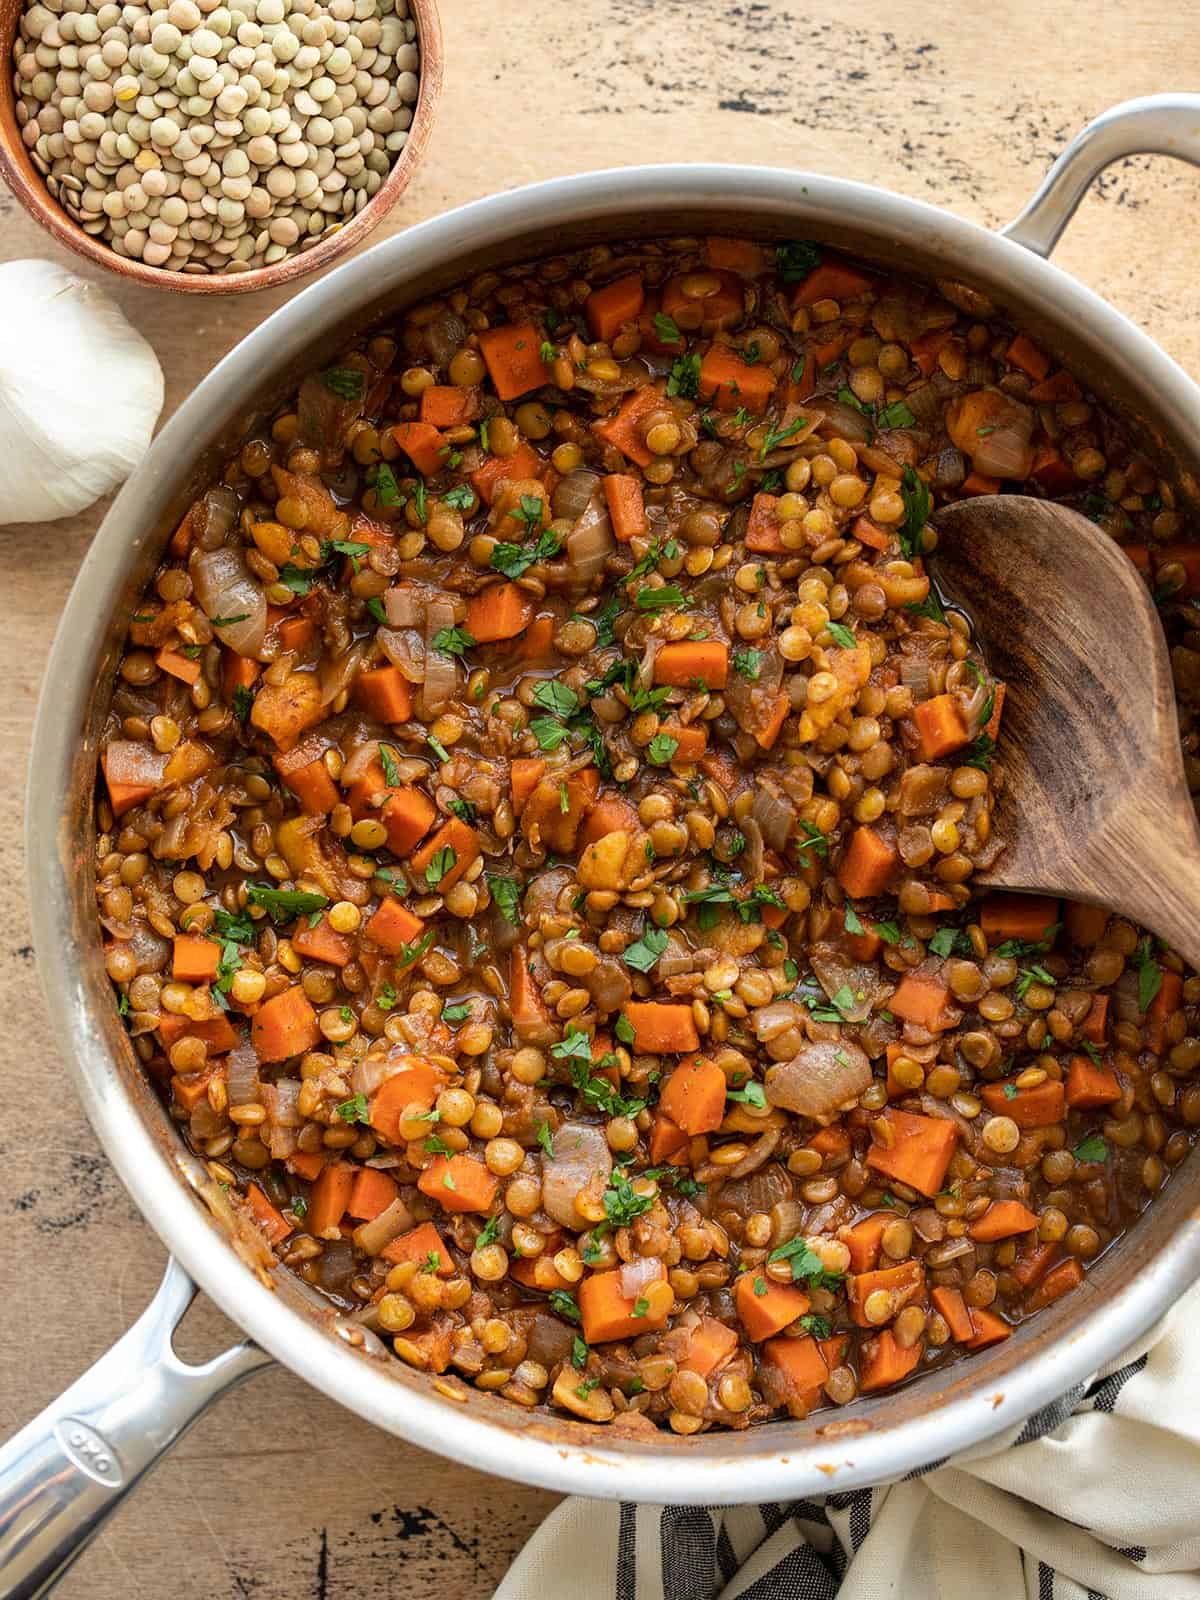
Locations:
95;232;1198;1433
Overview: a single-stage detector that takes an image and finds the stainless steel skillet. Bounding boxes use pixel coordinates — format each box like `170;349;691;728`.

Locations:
6;91;1200;1600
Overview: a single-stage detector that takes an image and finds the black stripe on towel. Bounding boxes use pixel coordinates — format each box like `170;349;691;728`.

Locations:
735;1539;839;1600
616;1503;637;1600
660;1506;716;1600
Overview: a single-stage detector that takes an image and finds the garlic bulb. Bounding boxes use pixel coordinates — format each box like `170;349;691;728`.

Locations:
0;260;164;526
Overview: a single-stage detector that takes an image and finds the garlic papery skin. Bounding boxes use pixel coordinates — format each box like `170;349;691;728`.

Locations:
0;259;165;526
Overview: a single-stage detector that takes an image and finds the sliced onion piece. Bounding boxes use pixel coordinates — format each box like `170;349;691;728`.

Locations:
564;490;615;590
619;1256;666;1299
191;545;267;658
353;1195;416;1257
764;1039;871;1117
541;1121;613;1229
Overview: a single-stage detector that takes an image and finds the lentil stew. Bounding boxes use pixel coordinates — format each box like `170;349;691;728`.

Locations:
94;235;1200;1434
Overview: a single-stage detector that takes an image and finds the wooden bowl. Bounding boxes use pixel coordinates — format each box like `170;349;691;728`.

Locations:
0;0;442;294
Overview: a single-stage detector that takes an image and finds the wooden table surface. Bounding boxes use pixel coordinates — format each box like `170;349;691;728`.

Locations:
3;3;1199;1594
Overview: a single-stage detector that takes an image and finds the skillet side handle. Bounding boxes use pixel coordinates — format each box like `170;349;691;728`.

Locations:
0;1258;272;1600
1004;93;1200;257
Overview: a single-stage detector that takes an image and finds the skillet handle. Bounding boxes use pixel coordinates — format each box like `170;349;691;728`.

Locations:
0;1258;272;1600
1004;93;1200;256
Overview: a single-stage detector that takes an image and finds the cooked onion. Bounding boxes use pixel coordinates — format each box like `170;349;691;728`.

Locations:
552;469;601;522
377;624;425;682
264;1076;302;1126
126;920;170;972
420;596;459;717
816;400;873;447
751;783;796;854
764;1039;871;1117
190;484;240;552
810;945;890;1023
564;490;615;590
898;643;932;700
945;389;1035;479
191;545;267;658
353;1195;415;1256
541;1120;613;1228
320;639;368;708
384;585;425;628
103;739;167;793
227;1043;260;1106
619;1256;665;1299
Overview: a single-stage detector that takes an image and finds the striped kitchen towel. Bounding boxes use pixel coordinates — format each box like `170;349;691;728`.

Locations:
497;1281;1200;1599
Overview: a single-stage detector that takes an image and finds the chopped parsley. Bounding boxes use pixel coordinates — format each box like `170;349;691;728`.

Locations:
646;732;680;766
631;1296;650;1319
758;415;809;459
548;1290;581;1324
245;884;329;923
767;1236;844;1290
321;366;365;401
432;625;475;657
1073;1134;1109;1164
442;1001;471;1025
476;1214;500;1248
602;1168;655;1228
827;620;856;649
654;312;682;344
533;680;579;718
379;743;401;786
634;584;685;612
929;926;970;959
666;352;702;400
795;821;830;863
536;1121;556;1158
427;733;450;763
876;400;917;429
732;648;762;681
443;484;475;510
623;925;669;973
369;462;403;506
727;1080;767;1109
775;240;822;282
488;874;523;927
899;464;932;558
1134;936;1163;1014
336;1093;369;1123
424;846;457;889
798;1314;833;1339
491;526;561;579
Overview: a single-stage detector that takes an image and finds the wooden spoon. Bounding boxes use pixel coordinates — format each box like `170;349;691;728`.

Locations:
930;493;1200;969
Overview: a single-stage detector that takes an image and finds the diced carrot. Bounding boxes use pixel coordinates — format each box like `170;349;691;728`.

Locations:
478;323;551;401
276;614;316;654
865;1108;958;1197
221;650;260;702
172;934;219;983
960;472;1002;497
1028;1256;1085;1311
837;826;900;898
408;818;481;892
292;914;352;968
155;646;201;686
648;1112;689;1165
157;1011;239;1054
969;1200;1039;1242
983;682;1005;743
346;1167;400;1222
659;1055;727;1135
171;1066;218;1113
1006;333;1050;382
308;1163;354;1235
845;926;882;963
388;420;447;477
912;694;969;762
510;757;547;815
967;1307;1012;1348
660;722;708;763
513;614;558;661
910;327;953;377
885;1041;914;1099
654;640;728;690
888;974;955;1033
1123;543;1152;576
1080;993;1109;1045
578;792;641;848
1146;969;1183;1052
698;345;777;414
593;384;663;468
603;474;647;543
365;897;425;955
859;1329;922;1392
754;693;790;753
806;1125;851;1160
251;984;321;1062
466;582;535;643
744;492;783;554
510;944;554;1042
660;270;743;333
382;1220;455;1275
979;1078;1066;1128
419;385;479;428
520;767;597;854
250;670;324;752
354;665;413;724
275;754;338;815
843;1213;889;1273
761;1334;829;1403
579;1266;670;1343
246;1183;292;1246
1028;370;1082;404
792;258;875;307
586;272;645;342
979;894;1060;946
288;1150;326;1182
417;1154;498;1215
925;892;957;913
735;1272;811;1341
852;515;892;552
1010;1241;1060;1290
381;789;437;857
168;500;199;558
681;1316;740;1378
369;1057;445;1142
1030;445;1077;497
930;1286;975;1343
847;1260;925;1327
1065;1053;1121;1109
625;1001;700;1055
704;236;768;276
470;441;544;505
1065;902;1109;948
344;758;388;818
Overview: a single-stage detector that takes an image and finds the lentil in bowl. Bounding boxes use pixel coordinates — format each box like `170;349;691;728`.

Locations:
94;233;1200;1432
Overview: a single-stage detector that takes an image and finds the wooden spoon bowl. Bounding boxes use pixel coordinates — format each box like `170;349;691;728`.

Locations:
931;494;1200;970
0;0;442;295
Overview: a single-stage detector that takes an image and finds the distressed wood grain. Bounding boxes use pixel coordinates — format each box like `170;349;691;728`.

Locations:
2;1;1199;1594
